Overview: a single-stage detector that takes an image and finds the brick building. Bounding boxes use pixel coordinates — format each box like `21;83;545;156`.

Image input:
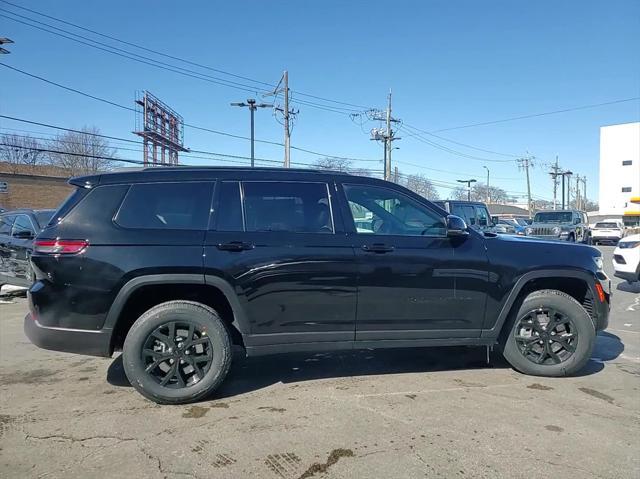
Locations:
0;162;73;210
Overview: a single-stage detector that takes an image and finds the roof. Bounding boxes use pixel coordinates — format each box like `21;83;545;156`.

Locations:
74;166;364;187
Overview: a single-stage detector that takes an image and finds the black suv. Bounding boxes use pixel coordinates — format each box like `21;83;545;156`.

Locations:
25;167;610;404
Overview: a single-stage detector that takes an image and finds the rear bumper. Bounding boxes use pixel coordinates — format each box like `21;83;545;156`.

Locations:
24;312;113;357
592;236;621;243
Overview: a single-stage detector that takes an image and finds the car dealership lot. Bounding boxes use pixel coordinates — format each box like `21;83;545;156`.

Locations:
0;246;638;479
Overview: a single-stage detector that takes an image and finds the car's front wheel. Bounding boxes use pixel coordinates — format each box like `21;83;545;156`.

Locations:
122;300;232;404
502;289;595;377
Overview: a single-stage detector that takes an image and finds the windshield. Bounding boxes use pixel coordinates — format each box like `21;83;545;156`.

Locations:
533;212;572;223
595;222;619;229
514;218;528;226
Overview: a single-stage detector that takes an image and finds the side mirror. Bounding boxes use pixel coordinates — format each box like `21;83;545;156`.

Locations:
446;215;469;237
491;216;499;225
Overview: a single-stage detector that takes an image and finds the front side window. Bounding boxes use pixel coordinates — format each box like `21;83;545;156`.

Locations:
476;206;489;226
451;204;476;226
116;182;212;230
11;215;35;238
0;215;15;236
344;184;445;236
242;182;333;233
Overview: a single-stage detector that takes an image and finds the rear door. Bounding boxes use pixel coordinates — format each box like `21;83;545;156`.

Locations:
203;178;357;346
9;214;37;283
0;214;16;282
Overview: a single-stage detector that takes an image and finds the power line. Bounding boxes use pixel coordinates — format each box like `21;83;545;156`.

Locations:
401;122;519;158
0;9;361;116
431;97;640;132
0;0;375;110
0;64;377;162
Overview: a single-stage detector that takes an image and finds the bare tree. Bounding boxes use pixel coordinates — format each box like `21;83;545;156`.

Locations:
47;127;117;175
402;173;439;200
312;157;353;172
451;182;508;203
312;157;374;177
0;133;46;172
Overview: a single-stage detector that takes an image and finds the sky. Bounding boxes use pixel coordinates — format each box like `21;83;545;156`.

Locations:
1;0;639;203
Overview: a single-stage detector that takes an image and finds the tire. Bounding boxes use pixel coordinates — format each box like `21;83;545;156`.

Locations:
123;300;232;404
502;289;595;377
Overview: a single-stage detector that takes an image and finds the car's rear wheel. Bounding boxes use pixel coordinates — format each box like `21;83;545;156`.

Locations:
123;300;232;404
502;289;594;377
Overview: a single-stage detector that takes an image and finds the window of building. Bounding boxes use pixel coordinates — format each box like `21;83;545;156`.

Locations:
242;182;333;233
344;184;446;236
622;187;632;193
116;182;212;230
215;181;243;231
622;160;633;166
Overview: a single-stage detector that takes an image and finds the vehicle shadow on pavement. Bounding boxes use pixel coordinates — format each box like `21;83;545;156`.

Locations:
106;340;617;400
616;281;640;293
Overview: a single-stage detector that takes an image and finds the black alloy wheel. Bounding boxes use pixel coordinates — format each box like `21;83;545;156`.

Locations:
142;321;213;388
514;308;577;365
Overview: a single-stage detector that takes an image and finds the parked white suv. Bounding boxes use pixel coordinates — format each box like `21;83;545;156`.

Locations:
592;219;624;245
613;234;640;283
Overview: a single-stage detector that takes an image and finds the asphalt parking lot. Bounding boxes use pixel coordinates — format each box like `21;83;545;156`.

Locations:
0;246;638;479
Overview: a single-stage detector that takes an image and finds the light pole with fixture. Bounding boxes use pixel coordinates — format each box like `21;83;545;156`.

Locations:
457;178;477;201
230;99;273;167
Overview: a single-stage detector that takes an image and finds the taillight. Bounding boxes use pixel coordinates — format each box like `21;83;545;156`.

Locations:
594;282;606;303
34;239;88;254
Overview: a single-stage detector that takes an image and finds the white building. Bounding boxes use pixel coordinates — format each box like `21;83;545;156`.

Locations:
599;122;640;226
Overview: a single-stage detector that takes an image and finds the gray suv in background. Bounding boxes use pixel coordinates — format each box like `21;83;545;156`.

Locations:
525;210;590;243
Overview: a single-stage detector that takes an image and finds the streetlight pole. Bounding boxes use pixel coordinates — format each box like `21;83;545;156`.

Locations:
483;166;490;203
560;170;573;209
231;99;273;167
457;179;477;202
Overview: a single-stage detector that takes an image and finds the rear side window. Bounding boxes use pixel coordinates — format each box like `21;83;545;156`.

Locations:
242;182;333;233
0;215;15;235
116;182;212;230
47;188;89;227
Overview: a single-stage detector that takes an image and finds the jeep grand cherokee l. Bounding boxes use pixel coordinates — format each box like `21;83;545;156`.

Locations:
25;167;610;404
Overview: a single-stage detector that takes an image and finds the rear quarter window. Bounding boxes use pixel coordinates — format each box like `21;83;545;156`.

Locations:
115;182;212;230
47;188;89;227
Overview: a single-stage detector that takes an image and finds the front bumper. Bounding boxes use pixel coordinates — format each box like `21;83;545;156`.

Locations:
24;313;113;357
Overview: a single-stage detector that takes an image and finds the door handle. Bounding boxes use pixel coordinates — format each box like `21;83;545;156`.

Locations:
361;244;394;253
216;241;254;252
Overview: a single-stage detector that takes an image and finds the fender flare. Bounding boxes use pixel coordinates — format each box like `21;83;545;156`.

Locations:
481;268;597;339
103;273;250;336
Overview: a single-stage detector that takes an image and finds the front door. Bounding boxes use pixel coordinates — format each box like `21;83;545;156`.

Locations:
340;182;489;340
203;179;357;346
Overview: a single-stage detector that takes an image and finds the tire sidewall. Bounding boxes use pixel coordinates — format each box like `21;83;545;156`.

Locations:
123;303;231;404
503;291;595;376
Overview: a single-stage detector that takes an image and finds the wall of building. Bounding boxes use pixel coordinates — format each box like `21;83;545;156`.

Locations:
0;163;73;210
599;122;640;220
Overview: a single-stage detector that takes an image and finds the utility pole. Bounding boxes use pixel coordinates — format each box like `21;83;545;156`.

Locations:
517;156;534;217
549;156;561;210
559;170;573;209
575;175;581;210
457;179;477;201
370;89;401;181
483;166;490;203
265;71;297;167
394;166;399;183
582;176;587;209
231;99;273;167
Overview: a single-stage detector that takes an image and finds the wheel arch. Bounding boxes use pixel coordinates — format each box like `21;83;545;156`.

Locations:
105;274;249;354
482;269;597;340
